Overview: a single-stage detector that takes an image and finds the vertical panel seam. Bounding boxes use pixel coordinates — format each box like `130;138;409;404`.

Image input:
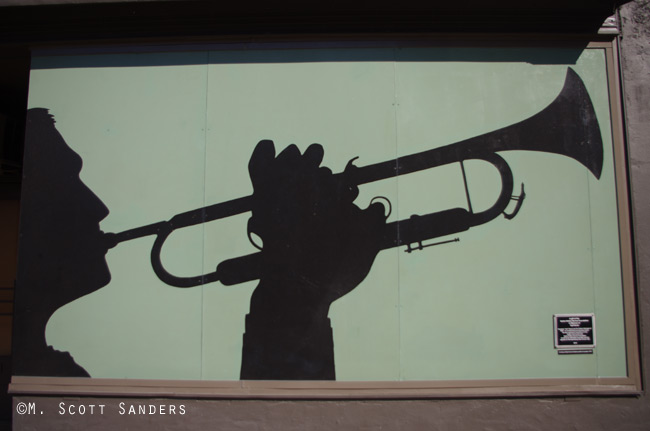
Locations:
392;51;402;381
200;51;210;380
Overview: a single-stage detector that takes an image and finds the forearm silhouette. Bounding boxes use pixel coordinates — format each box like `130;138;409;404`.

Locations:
240;140;386;380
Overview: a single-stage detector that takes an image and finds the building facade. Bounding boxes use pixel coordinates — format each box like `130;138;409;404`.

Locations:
1;1;649;429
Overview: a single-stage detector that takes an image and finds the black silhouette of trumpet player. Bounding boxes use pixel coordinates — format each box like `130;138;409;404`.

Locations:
240;140;387;380
12;68;602;381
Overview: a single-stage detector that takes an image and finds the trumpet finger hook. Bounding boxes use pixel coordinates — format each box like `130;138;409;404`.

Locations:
247;218;263;251
370;196;392;220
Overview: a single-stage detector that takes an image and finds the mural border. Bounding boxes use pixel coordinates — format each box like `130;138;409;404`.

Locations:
9;38;641;399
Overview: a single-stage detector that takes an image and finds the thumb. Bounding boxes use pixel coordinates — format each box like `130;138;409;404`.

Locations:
248;140;276;186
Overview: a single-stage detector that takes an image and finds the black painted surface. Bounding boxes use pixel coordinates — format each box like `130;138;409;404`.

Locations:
12;109;112;376
241;141;386;379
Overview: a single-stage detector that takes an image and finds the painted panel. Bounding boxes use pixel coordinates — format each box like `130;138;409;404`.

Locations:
13;46;627;383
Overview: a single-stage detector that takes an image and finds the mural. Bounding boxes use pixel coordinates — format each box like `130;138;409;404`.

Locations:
14;48;627;381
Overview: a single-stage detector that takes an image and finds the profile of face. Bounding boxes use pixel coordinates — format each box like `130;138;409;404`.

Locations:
19;108;111;308
13;108;114;376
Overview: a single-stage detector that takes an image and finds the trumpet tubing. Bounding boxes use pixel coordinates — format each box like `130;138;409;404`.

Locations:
107;68;603;288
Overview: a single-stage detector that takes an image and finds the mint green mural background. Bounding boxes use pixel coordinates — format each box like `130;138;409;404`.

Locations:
28;47;625;381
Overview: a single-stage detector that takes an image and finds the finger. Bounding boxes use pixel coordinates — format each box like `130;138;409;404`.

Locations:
276;144;301;167
318;166;332;177
369;196;392;219
344;184;359;202
302;143;324;168
366;201;388;223
248;140;276;183
357;202;387;250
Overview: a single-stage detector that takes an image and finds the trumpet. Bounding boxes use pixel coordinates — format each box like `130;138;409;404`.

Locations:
105;68;603;287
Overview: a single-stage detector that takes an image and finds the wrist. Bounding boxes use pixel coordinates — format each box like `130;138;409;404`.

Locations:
247;277;331;327
241;313;335;380
241;278;336;380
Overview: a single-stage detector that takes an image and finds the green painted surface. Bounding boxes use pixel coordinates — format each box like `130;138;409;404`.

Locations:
30;47;626;381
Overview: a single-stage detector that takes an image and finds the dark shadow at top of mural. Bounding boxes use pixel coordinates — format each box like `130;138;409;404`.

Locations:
13;108;112;377
31;45;588;71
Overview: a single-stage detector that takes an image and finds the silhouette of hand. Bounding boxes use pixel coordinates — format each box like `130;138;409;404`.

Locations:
241;139;386;379
247;139;386;322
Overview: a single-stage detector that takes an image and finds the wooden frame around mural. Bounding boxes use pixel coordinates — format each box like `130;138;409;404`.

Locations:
9;38;640;399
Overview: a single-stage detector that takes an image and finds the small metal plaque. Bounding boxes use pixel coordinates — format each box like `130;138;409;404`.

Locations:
554;314;595;350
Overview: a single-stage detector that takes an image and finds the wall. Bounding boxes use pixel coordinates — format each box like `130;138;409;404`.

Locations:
12;1;650;429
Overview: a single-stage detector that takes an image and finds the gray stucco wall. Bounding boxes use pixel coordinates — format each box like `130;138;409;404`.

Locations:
12;1;650;429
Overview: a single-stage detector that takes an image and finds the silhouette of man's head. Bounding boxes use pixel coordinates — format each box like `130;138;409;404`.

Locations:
13;108;113;376
19;108;111;308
